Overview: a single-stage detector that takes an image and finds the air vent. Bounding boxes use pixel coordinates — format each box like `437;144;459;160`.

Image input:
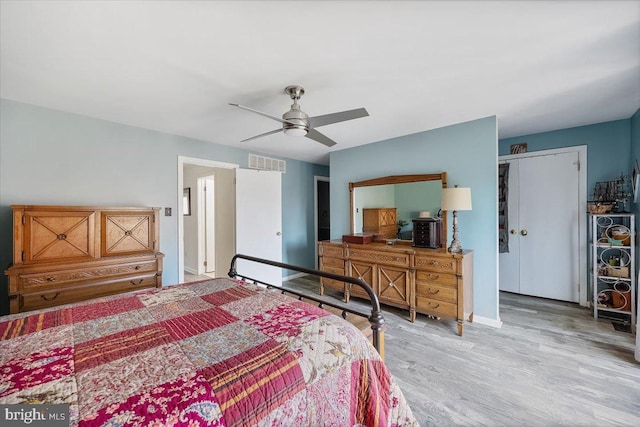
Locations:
248;154;286;173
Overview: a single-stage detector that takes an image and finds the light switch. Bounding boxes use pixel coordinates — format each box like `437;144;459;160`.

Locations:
165;208;172;216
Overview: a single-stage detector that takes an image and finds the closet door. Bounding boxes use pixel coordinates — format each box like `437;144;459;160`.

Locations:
518;152;580;302
499;152;580;302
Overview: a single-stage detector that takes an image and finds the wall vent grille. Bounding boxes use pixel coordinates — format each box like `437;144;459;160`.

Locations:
248;154;286;173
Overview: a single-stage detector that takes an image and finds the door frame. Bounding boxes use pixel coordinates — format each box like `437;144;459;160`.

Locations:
177;156;238;284
499;145;588;306
314;176;330;269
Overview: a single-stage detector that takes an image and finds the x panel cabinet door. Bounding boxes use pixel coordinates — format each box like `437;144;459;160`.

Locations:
349;261;376;300
378;265;409;308
24;210;96;264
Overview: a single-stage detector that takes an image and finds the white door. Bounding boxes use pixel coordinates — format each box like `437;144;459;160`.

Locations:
214;167;236;278
235;169;282;286
204;177;215;274
499;152;580;302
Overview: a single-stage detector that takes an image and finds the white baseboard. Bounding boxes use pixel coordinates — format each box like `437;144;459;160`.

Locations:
283;272;307;281
473;314;503;328
184;266;198;275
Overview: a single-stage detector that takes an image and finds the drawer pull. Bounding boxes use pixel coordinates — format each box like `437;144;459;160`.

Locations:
428;302;440;308
56;234;67;240
130;279;144;286
428;287;439;294
429;261;439;266
46;277;56;282
389;282;394;288
41;292;60;301
428;274;440;280
125;230;133;236
134;265;141;270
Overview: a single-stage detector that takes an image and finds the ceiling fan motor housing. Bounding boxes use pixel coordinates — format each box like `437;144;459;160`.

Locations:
283;103;309;134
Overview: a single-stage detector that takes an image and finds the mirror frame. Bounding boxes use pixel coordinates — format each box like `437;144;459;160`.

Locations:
349;172;448;247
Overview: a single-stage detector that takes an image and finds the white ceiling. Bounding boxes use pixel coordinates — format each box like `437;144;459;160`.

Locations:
1;1;639;165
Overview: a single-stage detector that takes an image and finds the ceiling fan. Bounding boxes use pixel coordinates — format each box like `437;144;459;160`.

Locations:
229;85;369;147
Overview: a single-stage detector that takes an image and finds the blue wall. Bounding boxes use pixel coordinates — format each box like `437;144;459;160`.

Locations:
330;116;499;321
499;119;631;194
0;99;328;314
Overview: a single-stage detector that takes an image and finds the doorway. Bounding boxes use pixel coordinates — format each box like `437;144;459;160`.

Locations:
178;157;238;284
178;156;283;285
499;146;587;305
315;176;330;268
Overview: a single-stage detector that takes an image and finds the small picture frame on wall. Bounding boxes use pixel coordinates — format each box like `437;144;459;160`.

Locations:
633;159;639;203
183;188;191;215
510;143;528;154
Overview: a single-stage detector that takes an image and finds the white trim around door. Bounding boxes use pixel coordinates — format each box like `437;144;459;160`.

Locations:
499;145;588;307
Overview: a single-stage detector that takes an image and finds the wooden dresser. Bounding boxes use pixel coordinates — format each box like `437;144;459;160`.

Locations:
319;240;473;335
5;205;164;314
363;208;397;239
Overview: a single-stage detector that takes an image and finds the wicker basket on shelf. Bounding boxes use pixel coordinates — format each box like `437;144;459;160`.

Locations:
587;203;614;214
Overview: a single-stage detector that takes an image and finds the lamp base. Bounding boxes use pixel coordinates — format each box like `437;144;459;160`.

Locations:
448;209;463;253
448;239;463;253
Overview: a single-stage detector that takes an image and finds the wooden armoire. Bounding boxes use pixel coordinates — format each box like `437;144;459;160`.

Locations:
5;205;164;313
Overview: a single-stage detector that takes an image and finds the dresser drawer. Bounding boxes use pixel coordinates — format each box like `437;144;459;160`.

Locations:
20;273;158;312
416;282;457;304
414;255;457;274
349;249;410;268
415;270;456;287
321;245;344;258
320;265;346;292
321;256;344;269
416;296;457;318
19;259;159;291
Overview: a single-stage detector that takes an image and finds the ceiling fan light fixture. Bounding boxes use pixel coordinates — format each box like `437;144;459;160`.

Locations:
283;127;308;137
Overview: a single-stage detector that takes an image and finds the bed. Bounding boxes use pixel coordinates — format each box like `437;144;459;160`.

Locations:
1;254;417;426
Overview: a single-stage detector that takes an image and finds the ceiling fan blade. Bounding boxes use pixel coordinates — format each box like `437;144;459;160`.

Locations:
229;103;293;125
307;107;369;128
305;128;337;147
240;128;284;142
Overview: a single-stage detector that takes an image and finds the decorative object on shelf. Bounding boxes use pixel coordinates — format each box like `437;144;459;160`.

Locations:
588;202;614;214
419;211;431;218
441;186;472;253
590;173;633;213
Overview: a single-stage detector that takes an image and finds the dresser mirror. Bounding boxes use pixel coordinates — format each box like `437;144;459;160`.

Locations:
349;173;448;245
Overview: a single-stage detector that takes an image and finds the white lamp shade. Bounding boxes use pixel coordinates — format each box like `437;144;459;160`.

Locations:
441;187;472;211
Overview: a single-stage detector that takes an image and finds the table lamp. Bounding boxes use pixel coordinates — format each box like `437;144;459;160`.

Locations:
441;186;472;253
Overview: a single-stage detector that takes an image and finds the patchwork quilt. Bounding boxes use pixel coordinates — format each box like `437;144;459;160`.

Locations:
1;278;417;426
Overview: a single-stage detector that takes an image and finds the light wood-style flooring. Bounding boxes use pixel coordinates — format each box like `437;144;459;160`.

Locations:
185;273;640;426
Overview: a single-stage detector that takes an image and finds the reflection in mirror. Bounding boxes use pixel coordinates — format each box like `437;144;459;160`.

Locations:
353;181;443;239
349;173;448;246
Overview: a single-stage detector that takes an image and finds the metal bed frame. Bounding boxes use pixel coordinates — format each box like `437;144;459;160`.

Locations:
228;254;384;355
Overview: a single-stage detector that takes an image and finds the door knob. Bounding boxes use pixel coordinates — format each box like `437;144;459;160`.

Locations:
276;232;282;236
510;229;517;235
521;229;528;236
